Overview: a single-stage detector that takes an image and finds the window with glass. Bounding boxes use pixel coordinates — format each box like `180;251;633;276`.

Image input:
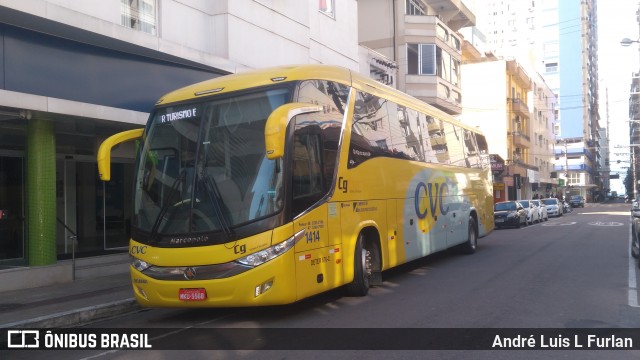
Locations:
292;80;349;215
319;0;335;17
406;0;426;15
409;44;459;85
349;92;392;168
133;87;290;245
567;172;580;185
438;48;452;82
121;0;157;35
407;44;436;75
388;104;424;161
348;90;488;170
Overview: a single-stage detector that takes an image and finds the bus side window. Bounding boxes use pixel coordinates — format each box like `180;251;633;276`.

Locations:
476;134;490;169
463;129;481;169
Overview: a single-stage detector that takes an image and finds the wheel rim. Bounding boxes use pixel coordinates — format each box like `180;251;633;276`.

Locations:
361;248;372;286
469;226;477;250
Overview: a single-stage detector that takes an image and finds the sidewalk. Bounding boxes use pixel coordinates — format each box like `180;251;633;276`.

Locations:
0;271;139;328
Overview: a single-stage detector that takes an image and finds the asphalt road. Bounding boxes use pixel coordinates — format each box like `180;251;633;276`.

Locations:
11;202;640;360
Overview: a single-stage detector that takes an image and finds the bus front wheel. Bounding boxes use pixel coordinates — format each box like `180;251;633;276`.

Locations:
345;234;372;296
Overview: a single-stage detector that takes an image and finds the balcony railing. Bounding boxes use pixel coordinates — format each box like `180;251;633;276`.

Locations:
510;98;530;118
510;131;531;148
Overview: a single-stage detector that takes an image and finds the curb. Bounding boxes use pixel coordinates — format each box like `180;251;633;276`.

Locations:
1;298;140;329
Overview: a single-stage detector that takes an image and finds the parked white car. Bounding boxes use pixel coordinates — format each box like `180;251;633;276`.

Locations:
541;197;562;217
530;199;548;222
518;200;540;225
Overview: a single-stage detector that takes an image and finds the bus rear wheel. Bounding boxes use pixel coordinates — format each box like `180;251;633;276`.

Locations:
345;234;373;296
459;217;477;254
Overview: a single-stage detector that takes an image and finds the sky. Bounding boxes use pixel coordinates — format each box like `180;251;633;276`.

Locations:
597;0;639;192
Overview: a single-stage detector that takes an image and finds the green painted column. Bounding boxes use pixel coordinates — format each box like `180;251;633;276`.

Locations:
26;118;57;265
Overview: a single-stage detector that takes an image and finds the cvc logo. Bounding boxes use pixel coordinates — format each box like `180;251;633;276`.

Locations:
414;181;450;219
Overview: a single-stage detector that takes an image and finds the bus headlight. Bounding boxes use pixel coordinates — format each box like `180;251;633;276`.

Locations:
131;256;151;272
235;229;305;267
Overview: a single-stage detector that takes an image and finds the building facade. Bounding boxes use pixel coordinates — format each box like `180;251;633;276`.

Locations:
553;0;601;201
460;57;536;201
470;0;601;202
530;72;558;197
0;0;359;266
358;0;476;115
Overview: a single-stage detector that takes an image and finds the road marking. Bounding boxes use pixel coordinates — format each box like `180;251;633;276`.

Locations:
541;221;576;226
629;223;639;308
588;221;624;226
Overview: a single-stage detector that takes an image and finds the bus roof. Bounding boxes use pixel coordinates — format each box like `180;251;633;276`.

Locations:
157;64;481;134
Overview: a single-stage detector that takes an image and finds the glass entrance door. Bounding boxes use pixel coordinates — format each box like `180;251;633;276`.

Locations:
57;159;133;257
98;163;133;249
0;156;24;261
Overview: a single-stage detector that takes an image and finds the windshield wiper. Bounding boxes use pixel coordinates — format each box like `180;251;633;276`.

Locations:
198;170;236;241
149;170;186;242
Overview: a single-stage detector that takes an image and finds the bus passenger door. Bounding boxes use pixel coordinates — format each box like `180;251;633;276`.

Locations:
290;129;342;300
294;206;342;300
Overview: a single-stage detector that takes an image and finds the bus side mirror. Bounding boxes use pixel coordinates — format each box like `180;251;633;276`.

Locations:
97;128;144;181
264;103;323;160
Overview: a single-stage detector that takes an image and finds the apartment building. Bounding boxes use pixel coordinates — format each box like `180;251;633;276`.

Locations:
460;57;535;201
473;0;601;201
358;0;476;115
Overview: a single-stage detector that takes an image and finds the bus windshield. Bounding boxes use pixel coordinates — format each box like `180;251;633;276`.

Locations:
133;87;291;243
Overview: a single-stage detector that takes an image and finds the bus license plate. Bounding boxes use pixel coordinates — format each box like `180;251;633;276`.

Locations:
179;288;207;301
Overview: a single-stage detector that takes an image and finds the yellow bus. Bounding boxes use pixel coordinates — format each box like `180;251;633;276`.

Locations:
98;64;494;307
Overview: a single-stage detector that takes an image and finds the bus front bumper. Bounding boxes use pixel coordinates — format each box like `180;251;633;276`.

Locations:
130;251;297;307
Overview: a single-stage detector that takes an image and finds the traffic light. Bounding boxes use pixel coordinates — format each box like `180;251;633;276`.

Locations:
558;179;565;186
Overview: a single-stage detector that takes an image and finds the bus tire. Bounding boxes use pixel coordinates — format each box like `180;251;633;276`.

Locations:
460;216;477;255
345;234;372;296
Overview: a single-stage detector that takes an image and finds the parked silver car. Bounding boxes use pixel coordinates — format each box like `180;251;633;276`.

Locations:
530;199;548;222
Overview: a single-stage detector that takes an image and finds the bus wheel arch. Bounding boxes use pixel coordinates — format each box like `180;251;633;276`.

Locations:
345;226;382;296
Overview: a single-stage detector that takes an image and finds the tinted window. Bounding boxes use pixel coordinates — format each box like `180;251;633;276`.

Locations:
427;117;448;164
293;80;349;215
443;122;465;167
348;90;487;169
349;92;393;168
495;202;516;211
388;103;423;161
476;134;490;169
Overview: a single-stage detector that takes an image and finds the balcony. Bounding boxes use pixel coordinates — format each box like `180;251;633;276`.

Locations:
422;0;476;31
506;60;531;89
511;131;531;148
401;15;463;115
510;99;530;118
